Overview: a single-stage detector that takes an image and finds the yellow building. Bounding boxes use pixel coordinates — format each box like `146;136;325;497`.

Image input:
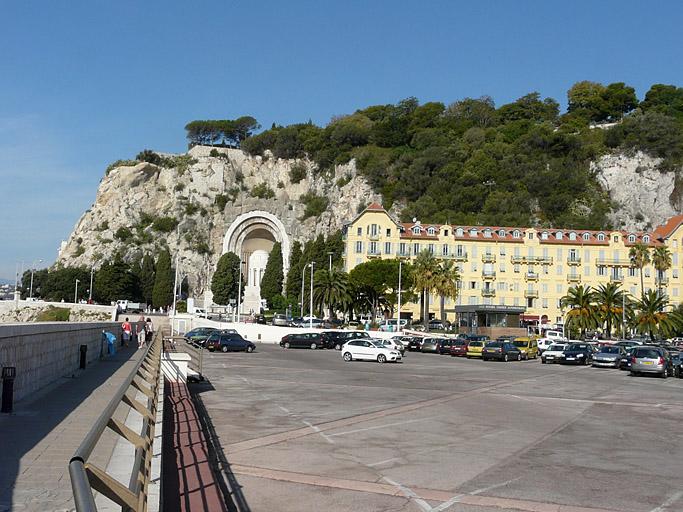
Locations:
343;203;683;331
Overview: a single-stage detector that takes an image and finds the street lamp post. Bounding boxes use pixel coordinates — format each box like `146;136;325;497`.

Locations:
74;279;80;304
88;267;95;303
236;260;245;323
29;259;43;299
309;262;315;329
397;259;403;332
300;266;307;318
327;251;334;272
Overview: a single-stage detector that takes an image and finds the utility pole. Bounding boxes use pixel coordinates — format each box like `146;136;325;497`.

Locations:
74;279;80;304
300;266;307;318
236;260;244;323
397;259;402;332
327;251;334;272
309;262;315;329
171;225;180;334
89;267;94;303
622;291;626;339
29;259;43;299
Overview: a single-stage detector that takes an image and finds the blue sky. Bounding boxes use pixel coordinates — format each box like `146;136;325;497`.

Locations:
1;0;682;280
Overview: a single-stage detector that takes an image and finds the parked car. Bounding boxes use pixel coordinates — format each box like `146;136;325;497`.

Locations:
482;340;522;361
466;339;488;358
372;338;406;355
512;337;538;360
421;338;442;353
436;338;454;354
321;331;370;350
560;343;595;365
279;332;325;349
272;314;292;327
428;320;447;331
407;337;424;351
592;345;626;368
672;352;683;378
321;318;345;329
615;340;642;349
540;343;568;364
341;340;402;363
292;318;324;328
379;319;408;332
184;327;218;345
619;346;637;370
630;346;673;378
205;332;255;353
449;339;469;357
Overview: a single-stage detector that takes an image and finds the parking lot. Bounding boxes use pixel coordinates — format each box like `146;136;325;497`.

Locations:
193;344;683;512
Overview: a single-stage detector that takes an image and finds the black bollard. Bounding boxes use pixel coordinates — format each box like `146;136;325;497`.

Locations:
1;367;16;413
79;344;88;369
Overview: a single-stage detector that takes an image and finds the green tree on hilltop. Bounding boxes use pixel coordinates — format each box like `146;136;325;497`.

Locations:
140;254;156;305
152;250;174;308
260;242;284;308
285;241;303;301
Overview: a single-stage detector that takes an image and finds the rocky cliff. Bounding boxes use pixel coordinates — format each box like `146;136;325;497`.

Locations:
593;151;683;231
57;146;381;294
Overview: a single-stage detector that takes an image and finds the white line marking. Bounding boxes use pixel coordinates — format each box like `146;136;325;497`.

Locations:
328;417;434;437
302;420;335;444
429;494;464;511
367;456;402;467
470;476;521;495
650;490;683;512
382;476;432;512
278;405;290;414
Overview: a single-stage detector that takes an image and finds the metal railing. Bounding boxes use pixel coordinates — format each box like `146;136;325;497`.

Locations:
69;333;162;512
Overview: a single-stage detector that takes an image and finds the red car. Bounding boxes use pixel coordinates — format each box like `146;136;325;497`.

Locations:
449;339;469;357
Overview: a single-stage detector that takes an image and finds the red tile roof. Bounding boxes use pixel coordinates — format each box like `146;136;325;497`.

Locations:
653;214;683;240
365;202;385;211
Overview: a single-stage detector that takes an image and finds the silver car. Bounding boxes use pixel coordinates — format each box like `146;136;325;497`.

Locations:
630;346;672;378
592;345;625;368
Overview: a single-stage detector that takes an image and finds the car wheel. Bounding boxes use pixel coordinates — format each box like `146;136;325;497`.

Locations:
246;346;254;353
343;352;352;362
284;342;290;349
311;343;317;350
541;358;546;364
661;370;668;379
503;354;509;362
377;354;387;363
221;346;228;353
335;343;341;350
517;353;522;361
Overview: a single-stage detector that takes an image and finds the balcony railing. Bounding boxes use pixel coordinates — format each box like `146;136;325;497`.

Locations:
482;270;496;280
368;233;380;241
525;272;539;281
482;254;496;263
609;275;624;283
453;253;468;261
481;288;496;297
567;257;581;265
367;249;381;257
596;258;631;267
657;277;670;286
398;250;411;257
524;289;539;298
567;274;581;283
511;255;554;265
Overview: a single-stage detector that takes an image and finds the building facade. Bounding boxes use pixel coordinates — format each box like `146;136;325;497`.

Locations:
343;203;683;328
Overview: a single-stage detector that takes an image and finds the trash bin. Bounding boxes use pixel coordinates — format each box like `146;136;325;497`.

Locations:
1;367;16;413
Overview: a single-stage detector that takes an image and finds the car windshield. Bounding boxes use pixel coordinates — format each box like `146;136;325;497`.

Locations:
454;340;466;346
548;344;566;351
635;348;661;359
370;341;384;348
487;341;502;348
600;346;621;354
567;344;585;351
469;341;483;347
513;340;528;348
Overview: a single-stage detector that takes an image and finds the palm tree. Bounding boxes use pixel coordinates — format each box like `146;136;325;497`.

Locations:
593;282;625;339
411;250;440;330
313;269;352;318
560;285;598;338
433;260;461;322
633;290;674;340
628;243;651;299
652;246;672;298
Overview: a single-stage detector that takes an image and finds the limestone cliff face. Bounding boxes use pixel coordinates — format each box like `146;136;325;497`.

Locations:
593;151;683;231
57;146;381;294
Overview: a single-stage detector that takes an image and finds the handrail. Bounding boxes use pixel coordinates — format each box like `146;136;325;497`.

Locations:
69;332;162;511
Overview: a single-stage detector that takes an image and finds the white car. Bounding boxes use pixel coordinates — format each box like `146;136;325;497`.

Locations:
341;340;402;363
541;343;568;364
538;333;566;354
370;338;406;355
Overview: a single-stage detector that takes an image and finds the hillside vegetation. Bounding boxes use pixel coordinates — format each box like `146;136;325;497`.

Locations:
235;81;683;229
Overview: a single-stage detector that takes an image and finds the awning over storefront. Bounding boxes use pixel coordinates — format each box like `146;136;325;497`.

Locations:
520;314;539;321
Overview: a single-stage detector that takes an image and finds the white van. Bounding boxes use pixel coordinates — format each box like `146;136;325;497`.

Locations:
538;330;567;353
379;319;408;332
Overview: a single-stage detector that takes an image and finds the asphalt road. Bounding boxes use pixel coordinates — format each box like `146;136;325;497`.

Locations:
192;344;683;512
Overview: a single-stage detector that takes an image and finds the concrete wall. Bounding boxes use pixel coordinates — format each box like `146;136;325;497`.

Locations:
0;322;121;402
0;299;118;321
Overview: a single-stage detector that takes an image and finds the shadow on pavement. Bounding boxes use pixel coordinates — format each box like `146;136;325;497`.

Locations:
0;344;138;512
190;380;252;512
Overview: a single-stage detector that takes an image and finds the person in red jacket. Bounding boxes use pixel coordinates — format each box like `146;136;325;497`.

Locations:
121;318;132;347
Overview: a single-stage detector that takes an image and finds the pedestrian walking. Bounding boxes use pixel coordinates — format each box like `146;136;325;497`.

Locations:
137;324;146;349
145;317;154;341
121;318;132;347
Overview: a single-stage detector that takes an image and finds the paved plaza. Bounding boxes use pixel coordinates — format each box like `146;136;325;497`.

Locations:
194;344;683;512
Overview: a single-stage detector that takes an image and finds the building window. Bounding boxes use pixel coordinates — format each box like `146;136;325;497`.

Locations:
412;226;421;235
541;232;548;240
542;284;548;293
427;227;436;236
556;232;563;240
370;224;379;236
357;227;362;236
597;233;605;241
544;265;550;275
355;241;363;253
498;229;506;237
442;244;449;256
500;263;506;272
643;235;650;243
597;266;606;276
583;233;590;241
556;284;563;293
645;268;651;277
499;246;506;256
527;297;534;308
556;265;563;275
628;234;636;243
471;263;478;272
569;249;578;262
384;242;392;255
613;235;619;242
469;281;477;290
456;244;465;257
469;296;477;305
413;243;420;256
513;230;521;239
628;267;637;277
484;229;492;238
369;242;378;254
428;244;435;254
674;288;679;297
514;264;520;273
674;269;679;279
569;232;576;241
456;228;464;237
514;297;520;306
444;229;449;236
497;281;506;291
528;232;534;240
469;228;478;237
630;286;637;295
585;266;591;276
386;228;391;236
542;298;548;308
399;242;407;255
